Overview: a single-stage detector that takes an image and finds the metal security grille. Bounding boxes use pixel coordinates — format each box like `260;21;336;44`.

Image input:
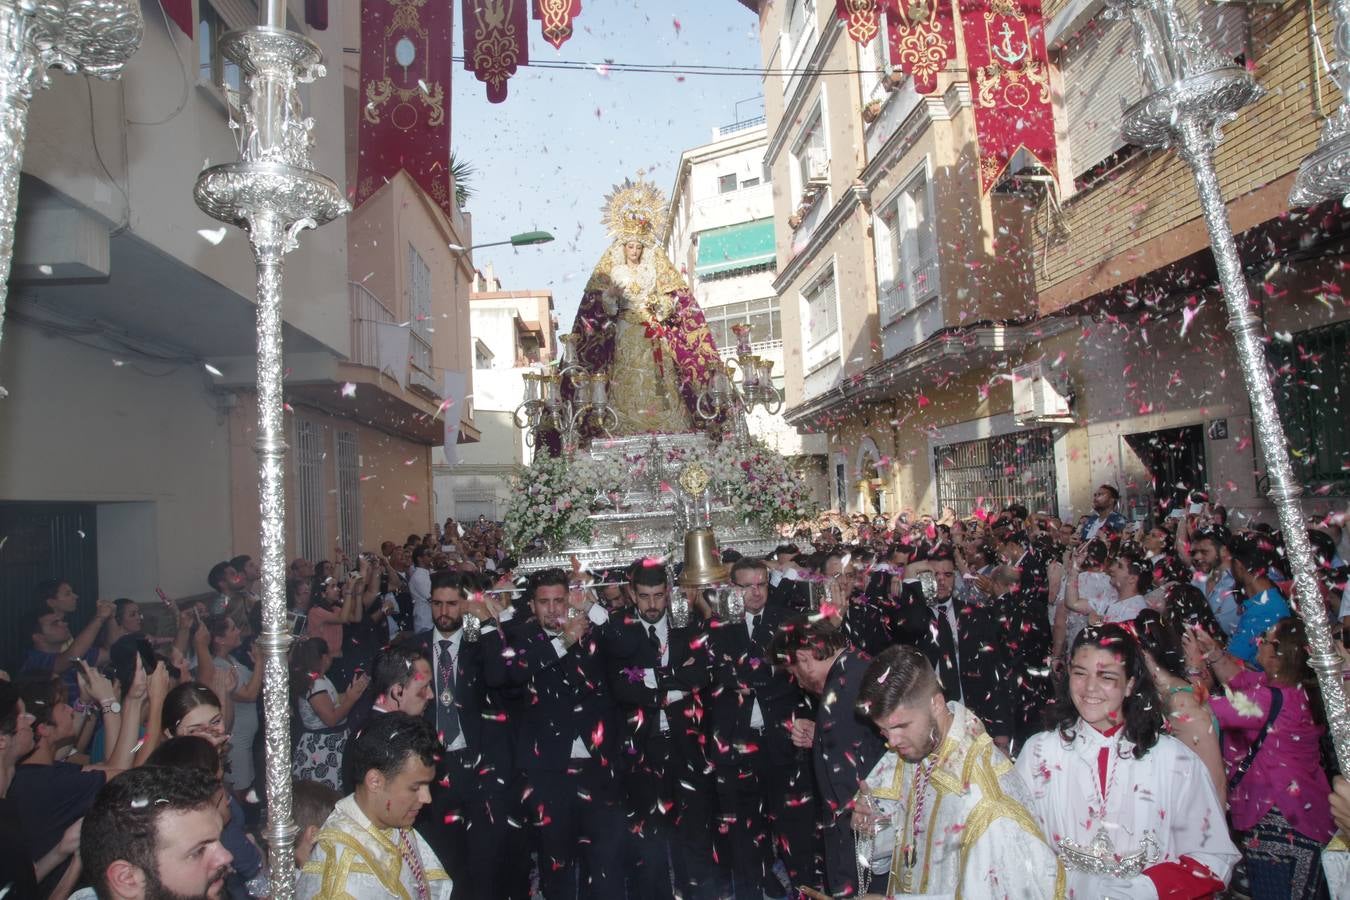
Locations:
294;419;325;563
1269;318;1350;494
934;427;1059;517
336;431;361;561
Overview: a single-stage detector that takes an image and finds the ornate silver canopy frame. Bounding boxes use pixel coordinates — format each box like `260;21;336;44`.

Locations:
1113;0;1350;769
194;2;348;895
0;0;143;392
1291;0;1350;204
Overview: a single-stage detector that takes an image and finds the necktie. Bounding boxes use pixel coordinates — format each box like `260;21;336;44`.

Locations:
931;604;962;702
647;624;660;649
437;639;460;747
398;828;432;900
747;613;758;641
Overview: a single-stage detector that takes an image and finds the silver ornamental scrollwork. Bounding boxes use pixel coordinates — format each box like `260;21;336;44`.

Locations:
1116;0;1350;773
1291;0;1350;205
194;20;348;900
0;0;142;393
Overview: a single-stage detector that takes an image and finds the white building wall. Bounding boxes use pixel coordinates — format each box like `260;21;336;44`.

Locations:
0;319;233;598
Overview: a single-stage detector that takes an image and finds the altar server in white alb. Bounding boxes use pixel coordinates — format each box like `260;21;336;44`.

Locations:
1016;624;1239;899
297;712;452;900
851;644;1064;898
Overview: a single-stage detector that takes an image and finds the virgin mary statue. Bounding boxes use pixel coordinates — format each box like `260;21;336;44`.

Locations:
566;178;722;435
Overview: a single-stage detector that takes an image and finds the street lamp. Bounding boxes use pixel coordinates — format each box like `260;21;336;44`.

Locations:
449;230;554;252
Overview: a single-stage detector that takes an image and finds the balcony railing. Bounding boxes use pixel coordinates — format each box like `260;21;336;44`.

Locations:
350;282;395;369
715;114;766;138
410;331;438;395
718;339;784;358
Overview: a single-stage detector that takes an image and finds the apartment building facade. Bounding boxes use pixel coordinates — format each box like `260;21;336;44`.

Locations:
665;117;830;500
740;0;1350;526
0;0;475;654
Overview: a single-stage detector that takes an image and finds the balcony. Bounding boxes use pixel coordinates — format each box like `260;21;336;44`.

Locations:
350;281;395;369
410;331;437;396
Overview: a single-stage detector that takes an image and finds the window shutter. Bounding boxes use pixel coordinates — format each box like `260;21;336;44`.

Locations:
1059;0;1245;179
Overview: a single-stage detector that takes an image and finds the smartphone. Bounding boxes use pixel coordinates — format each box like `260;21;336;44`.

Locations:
155;586;173;607
1167;509;1185;519
1188;503;1204;515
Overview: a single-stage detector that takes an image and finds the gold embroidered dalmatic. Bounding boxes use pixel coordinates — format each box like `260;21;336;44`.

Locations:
296;795;452;900
860;702;1065;898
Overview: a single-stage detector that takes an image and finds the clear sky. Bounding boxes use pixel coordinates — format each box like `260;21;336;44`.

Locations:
451;2;764;333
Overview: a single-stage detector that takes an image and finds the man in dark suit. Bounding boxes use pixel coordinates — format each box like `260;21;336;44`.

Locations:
822;549;891;656
497;567;626;900
997;530;1050;605
605;560;717;899
708;558;820;899
413;571;521;900
774;616;884;897
891;547;1013;753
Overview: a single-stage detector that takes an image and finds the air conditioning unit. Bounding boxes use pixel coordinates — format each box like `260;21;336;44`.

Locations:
806;150;829;184
1012;360;1075;426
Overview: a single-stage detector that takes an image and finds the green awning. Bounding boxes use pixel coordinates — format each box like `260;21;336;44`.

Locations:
694;218;776;277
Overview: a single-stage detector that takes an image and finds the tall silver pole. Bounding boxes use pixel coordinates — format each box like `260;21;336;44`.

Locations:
0;0;142;395
1115;0;1350;770
194;23;348;897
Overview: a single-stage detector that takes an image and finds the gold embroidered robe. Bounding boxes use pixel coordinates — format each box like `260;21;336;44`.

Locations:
296;795;452;900
860;702;1065;898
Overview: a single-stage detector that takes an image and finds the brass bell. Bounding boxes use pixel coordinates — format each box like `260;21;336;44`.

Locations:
677;527;730;588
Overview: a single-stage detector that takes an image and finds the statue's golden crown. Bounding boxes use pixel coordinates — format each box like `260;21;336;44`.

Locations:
601;177;668;245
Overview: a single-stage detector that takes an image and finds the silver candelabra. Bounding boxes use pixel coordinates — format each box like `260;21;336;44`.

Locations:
193;1;349;894
514;332;619;450
695;323;782;440
0;0;143;394
1113;0;1350;769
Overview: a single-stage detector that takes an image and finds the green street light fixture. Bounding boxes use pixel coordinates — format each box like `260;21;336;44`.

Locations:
448;230;554;252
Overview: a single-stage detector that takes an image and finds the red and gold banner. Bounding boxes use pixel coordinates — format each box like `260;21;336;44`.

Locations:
885;0;955;94
836;0;884;44
533;0;581;50
957;0;1057;192
161;0;192;36
463;0;529;103
356;0;454;214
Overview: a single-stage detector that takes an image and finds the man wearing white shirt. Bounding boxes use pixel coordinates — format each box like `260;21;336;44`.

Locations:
408;547;433;634
709;558;820;898
499;568;625;900
413;572;517;900
608;561;717;898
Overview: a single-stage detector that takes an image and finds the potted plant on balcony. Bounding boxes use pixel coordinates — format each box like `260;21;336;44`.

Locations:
862;98;884;124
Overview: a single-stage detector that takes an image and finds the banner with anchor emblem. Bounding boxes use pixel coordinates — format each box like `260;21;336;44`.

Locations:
357;0;454;212
956;0;1057;192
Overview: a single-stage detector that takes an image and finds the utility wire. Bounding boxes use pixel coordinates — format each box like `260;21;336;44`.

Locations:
341;48;880;78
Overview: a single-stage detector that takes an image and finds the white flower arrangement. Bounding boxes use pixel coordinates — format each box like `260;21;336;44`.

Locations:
504;438;817;551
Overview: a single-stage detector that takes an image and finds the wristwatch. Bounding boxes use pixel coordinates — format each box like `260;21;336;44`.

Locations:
100;699;122;715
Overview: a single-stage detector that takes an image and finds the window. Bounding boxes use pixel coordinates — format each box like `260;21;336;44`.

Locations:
718;173;738;194
335;431;361;562
1269;318;1350;494
935;429;1059;517
791;109;827;196
198;2;242;100
1057;0;1245;181
786;0;816;57
294;419;325;563
407;245;432;340
876;166;938;325
703;298;783;349
741;176;761;189
801;266;839;371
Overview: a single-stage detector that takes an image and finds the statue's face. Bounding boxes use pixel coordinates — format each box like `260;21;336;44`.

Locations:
624;241;644;264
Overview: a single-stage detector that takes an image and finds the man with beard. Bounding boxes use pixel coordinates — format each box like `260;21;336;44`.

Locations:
413;571;518;899
606;560;716;898
298;713;451;899
774;617;883;897
851;645;1062;897
76;765;235;900
891;547;1013;751
499;567;626;900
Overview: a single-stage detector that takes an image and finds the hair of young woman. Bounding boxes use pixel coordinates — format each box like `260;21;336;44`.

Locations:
1053;623;1165;758
288;636;328;704
1133;609;1189;682
161;683;222;736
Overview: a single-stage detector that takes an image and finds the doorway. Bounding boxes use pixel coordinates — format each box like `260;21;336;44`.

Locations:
0;502;99;672
1122;425;1207;521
